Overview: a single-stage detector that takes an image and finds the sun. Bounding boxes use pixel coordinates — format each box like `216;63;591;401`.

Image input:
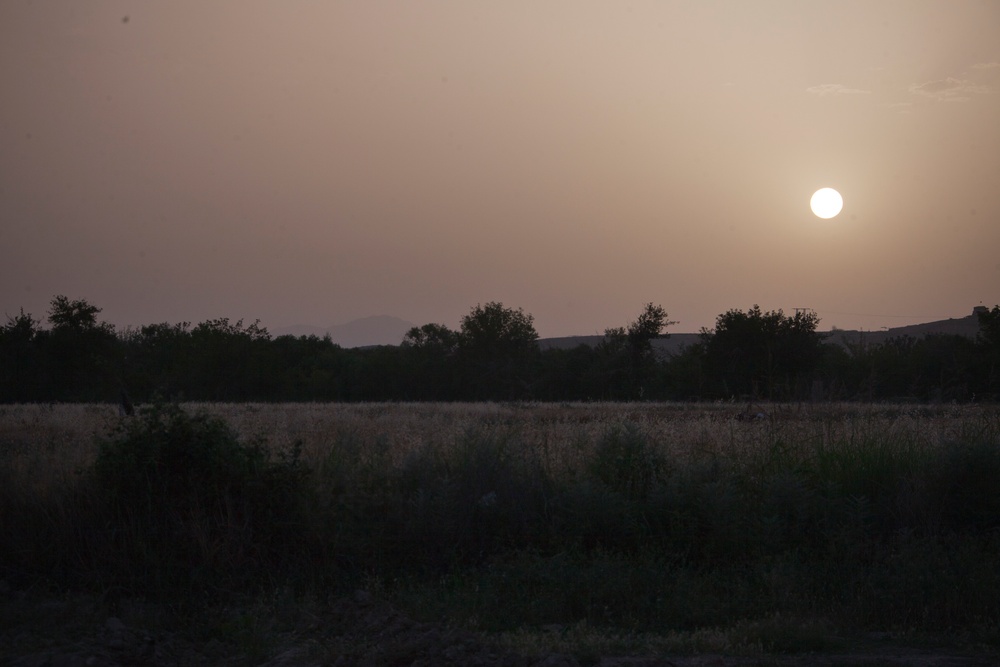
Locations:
810;188;843;219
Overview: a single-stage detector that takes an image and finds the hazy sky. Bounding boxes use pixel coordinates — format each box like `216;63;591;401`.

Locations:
3;1;999;338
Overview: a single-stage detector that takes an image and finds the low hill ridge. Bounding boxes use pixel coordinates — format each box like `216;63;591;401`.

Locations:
540;308;984;356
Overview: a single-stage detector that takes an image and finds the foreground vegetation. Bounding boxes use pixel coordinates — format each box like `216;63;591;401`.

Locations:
3;401;1000;660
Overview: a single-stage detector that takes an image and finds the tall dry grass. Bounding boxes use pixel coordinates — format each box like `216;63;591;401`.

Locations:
2;401;999;638
3;401;988;501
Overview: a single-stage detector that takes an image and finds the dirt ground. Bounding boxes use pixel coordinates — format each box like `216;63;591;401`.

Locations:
3;588;998;667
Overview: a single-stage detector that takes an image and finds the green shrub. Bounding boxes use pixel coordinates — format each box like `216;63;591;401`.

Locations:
389;426;552;568
588;421;667;501
91;402;311;594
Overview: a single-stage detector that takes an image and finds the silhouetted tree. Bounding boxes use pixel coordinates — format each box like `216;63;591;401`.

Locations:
599;303;675;398
43;296;119;400
913;334;977;401
663;341;708;400
458;302;539;399
48;296;108;334
267;334;348;401
702;305;823;400
813;341;858;401
119;322;192;400
403;323;459;354
187;318;271;400
2;293;997;404
401;323;460;399
977;305;1000;397
0;309;43;401
536;344;599;400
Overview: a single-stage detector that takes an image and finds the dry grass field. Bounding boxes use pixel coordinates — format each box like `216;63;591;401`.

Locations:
3;401;1000;665
1;400;987;482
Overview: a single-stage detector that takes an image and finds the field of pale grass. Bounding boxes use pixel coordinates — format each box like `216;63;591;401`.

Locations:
1;401;986;483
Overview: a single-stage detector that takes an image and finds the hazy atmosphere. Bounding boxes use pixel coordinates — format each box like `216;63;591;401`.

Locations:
3;0;998;339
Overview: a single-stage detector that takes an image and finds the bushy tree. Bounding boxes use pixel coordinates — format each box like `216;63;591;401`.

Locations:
186;318;272;400
118;322;192;400
460;302;538;356
2;308;40;341
0;309;44;401
42;296;120;401
402;323;460;399
458;302;539;399
268;334;348;401
403;322;459;354
48;296;110;334
977;305;1000;396
702;305;823;400
536;344;600;400
599;303;675;398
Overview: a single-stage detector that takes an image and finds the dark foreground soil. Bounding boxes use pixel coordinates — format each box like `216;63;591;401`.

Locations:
3;588;998;667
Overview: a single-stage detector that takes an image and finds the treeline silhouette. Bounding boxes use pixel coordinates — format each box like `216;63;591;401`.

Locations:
2;296;998;403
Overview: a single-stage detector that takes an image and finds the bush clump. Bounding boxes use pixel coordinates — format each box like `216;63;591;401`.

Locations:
91;402;311;595
588;421;667;501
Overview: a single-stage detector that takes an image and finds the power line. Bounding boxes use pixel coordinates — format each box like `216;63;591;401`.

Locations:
818;310;958;320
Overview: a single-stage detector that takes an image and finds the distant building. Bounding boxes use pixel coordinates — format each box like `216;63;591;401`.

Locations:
974;306;988;316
